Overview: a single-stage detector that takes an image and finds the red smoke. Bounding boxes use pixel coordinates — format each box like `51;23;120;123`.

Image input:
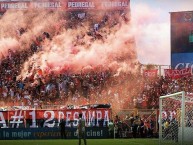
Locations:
0;8;139;111
0;9;138;78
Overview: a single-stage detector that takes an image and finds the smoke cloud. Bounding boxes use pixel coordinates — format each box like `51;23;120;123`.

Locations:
0;7;139;111
131;3;170;65
0;9;138;79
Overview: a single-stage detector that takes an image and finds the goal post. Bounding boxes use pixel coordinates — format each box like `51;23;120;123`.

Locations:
159;91;193;145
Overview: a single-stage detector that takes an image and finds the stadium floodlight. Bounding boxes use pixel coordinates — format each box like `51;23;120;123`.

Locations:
159;91;193;145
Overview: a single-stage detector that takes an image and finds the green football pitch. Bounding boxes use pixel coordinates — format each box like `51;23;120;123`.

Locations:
1;139;193;145
0;139;159;145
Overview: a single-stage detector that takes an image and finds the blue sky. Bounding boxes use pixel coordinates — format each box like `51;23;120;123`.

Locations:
130;0;193;65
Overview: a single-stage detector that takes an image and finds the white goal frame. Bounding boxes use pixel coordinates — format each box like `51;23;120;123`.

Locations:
159;91;185;145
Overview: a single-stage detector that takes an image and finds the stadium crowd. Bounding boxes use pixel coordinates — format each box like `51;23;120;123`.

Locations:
1;9;193;141
1;55;193;111
0;10;124;109
0;10;193;111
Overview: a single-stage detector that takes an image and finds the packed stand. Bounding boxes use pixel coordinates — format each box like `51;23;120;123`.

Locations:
0;10;193;111
0;10;129;110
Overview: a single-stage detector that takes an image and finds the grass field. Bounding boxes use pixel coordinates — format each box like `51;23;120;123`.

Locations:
0;139;159;145
2;139;193;145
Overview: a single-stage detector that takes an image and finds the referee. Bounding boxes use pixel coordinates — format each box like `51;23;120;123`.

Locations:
77;113;87;145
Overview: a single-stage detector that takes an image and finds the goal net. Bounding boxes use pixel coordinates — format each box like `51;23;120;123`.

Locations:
159;91;193;145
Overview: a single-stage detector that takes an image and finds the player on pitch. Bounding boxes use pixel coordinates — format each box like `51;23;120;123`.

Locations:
77;113;87;145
